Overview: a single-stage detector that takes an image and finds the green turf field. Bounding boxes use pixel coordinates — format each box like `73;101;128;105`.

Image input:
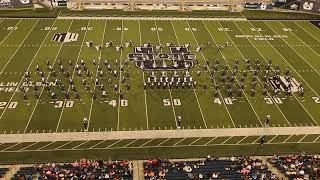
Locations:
0;17;320;162
1;18;320;132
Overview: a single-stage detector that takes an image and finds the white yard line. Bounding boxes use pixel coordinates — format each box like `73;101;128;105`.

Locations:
18;142;37;151
203;20;262;126
170;20;207;129
168;90;178;126
154;20;178;126
189;137;202;145
231;21;292;126
87;20;108;130
55;20;91;132
37;141;56;150
312;135;320;143
117;20;124;131
192;91;207;128
204;137;218;145
268;135;278;143
22;19;74;133
156;138;170;146
72;140;89;149
0;18;5;29
278;22;320;56
298;134;308;143
282;135;293;143
138;20;149;130
279;22;320;56
139;138;154;147
261;22;320;97
252;135;263;144
54;141;72;150
89;140;105;149
106;139;122;148
173;138;186;146
236;136;248;144
262;22;319;126
293;22;320;44
142;72;149;129
186;20;235;128
123;139;139;147
221;136;233;144
0;19;21;47
1;143;20;152
0;19;50;122
0;19;38;74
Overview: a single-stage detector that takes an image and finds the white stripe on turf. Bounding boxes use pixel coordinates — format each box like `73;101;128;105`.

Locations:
229;21;292;126
0;19;21;47
23;19;74;133
117;20;124;131
171;20;208;129
87;19;108;131
154;20;178;127
55;20;91;132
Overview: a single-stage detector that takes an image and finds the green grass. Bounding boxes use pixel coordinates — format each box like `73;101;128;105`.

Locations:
243;10;320;20
239;136;261;144
1;143;320;164
0;17;319;162
301;134;320;142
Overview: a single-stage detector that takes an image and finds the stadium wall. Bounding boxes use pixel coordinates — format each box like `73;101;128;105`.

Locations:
66;0;273;11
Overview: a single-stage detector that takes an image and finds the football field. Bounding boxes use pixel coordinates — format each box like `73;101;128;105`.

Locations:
0;17;320;160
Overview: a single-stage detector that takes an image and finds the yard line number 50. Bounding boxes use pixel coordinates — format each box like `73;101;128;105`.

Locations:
163;99;181;106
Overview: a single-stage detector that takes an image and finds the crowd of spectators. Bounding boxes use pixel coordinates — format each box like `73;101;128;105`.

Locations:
11;158;133;180
144;155;276;179
269;154;320;180
0;167;9;178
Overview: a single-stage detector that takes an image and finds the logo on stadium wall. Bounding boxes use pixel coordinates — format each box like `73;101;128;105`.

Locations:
20;0;29;4
0;0;32;7
52;32;79;43
303;2;314;10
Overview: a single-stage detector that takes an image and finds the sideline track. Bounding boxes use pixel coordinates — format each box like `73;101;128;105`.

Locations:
1;126;320;143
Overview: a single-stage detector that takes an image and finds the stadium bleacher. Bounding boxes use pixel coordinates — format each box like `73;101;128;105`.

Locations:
0;167;9;179
144;156;276;179
11;159;133;180
268;154;320;180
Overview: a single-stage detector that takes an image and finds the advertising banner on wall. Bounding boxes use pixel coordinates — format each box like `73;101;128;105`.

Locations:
245;2;273;10
299;0;320;13
273;0;320;14
0;0;32;7
51;0;66;7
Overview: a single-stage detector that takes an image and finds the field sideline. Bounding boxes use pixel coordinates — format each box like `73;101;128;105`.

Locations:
0;17;319;161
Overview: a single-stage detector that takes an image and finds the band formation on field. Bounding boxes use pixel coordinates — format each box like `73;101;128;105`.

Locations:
0;18;319;144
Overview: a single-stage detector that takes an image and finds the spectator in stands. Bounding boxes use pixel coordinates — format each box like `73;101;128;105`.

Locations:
12;158;133;180
144;156;276;180
269;153;320;180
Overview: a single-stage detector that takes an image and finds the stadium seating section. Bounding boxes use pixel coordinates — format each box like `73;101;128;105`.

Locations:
0;167;9;178
268;154;320;180
144;157;276;179
11;159;133;180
